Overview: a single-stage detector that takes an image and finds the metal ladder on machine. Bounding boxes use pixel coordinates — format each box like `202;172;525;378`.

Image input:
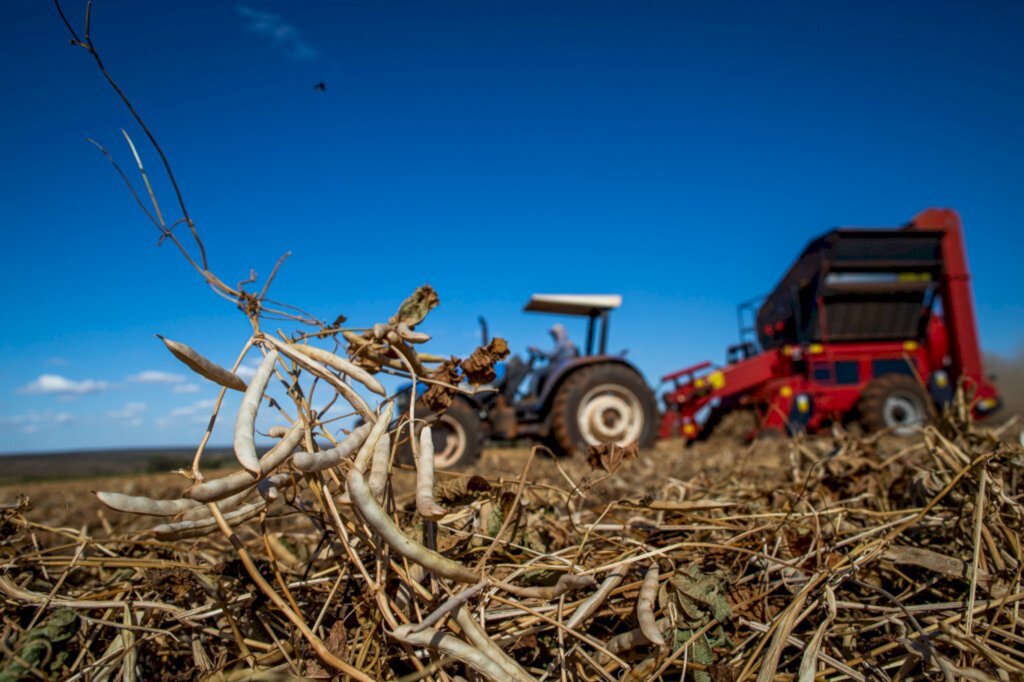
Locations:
729;296;764;363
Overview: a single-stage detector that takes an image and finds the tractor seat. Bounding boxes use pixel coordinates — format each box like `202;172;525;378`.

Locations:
501;356;531;400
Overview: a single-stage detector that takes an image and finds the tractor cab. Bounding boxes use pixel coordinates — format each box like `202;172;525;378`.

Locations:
523;294;621;356
401;293;659;470
507;294;623;399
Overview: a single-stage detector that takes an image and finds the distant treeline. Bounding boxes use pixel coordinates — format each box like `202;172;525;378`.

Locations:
986;349;1024;421
0;447;236;484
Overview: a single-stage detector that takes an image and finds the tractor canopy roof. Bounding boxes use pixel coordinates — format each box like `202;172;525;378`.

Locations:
524;294;622;317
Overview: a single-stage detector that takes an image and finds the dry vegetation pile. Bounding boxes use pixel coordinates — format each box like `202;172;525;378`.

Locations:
1;407;1021;681
3;4;1017;679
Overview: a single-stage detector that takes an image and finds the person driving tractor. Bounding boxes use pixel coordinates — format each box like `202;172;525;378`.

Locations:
528;323;578;394
528;323;578;363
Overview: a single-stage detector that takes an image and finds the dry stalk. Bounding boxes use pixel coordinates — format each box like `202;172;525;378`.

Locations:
347;469;480;583
18;4;1023;681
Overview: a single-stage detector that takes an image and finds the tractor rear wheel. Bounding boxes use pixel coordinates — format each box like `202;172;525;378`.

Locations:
549;364;658;458
398;399;484;471
858;374;931;437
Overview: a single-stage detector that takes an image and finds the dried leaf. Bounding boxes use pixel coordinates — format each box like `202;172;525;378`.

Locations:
586;441;639;474
390;285;439;328
434;474;492;505
460;337;510;385
422;358;461;411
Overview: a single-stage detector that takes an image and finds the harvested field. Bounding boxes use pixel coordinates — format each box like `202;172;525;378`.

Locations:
9;10;1017;680
1;413;1021;681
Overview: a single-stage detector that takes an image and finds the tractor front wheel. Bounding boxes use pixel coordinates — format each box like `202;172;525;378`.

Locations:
858;374;931;437
549;364;659;458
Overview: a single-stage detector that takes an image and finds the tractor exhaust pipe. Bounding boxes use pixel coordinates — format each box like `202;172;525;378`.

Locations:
478;316;489;345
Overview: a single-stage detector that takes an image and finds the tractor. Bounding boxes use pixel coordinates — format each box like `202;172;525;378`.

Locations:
659;208;1001;442
398;294;659;468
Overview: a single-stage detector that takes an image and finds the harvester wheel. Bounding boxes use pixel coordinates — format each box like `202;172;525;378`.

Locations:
859;374;931;437
549;364;658;458
397;399;484;471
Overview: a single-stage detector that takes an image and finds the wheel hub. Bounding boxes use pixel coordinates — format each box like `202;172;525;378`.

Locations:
577;384;644;446
431;414;467;468
882;391;924;436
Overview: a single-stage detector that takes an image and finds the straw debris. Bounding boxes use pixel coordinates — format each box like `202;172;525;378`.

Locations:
21;4;1022;679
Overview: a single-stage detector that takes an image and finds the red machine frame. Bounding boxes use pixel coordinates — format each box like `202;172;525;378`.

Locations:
659;208;1001;441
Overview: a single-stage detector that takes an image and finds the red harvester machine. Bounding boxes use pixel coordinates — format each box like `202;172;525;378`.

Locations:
659;208;1001;441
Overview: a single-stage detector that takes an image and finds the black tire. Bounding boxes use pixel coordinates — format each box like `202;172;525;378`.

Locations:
858;374;931;437
397;399;484;471
548;364;659;458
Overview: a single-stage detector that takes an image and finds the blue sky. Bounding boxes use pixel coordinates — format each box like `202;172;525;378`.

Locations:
1;0;1021;454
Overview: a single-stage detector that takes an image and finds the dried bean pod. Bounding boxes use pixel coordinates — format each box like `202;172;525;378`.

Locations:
95;491;201;517
289;344;385;396
636;564;665;647
292;422;373;473
234;350;279;476
566;564;629;629
151;499;268;540
390;624;508;681
342;330;370;348
347;468;480;583
367;431;391;501
386;331;428;376
409;582;487;633
262;336;374;422
498;573;596;600
604;617;671;659
352;402;393;474
186;422;304;502
397;322;431;344
417;353;445;363
258;472;293;501
454;608;536;682
415;426;448;520
157;335;247;392
181;486;253;520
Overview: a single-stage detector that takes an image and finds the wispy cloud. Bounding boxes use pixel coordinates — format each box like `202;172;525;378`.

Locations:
237;5;318;61
0;411;74;435
157;399;217;427
47;357;69;366
127;370;185;385
20;374;109;396
235;362;261;382
170;399;217;418
173;383;201;394
107;402;146;427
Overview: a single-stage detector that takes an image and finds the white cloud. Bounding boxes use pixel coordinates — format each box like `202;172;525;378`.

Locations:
235;362;261;382
107;402;146;427
21;374;109;395
237;5;318;61
127;370;185;384
170;399;217;418
0;411;75;435
173;383;201;394
157;399;217;427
